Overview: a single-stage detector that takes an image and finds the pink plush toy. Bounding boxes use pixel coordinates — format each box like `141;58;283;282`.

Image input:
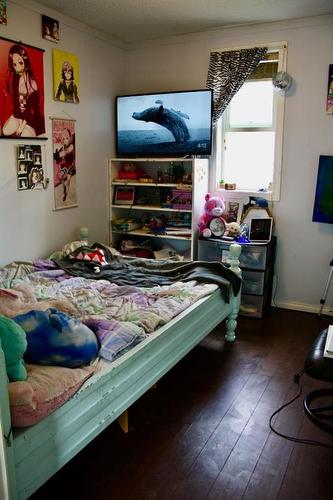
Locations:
198;193;226;238
0;283;78;318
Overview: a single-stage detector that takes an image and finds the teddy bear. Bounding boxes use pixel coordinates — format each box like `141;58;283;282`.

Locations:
198;193;226;238
225;222;241;238
0;315;27;381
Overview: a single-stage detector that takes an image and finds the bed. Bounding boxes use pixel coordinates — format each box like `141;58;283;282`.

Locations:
0;242;241;500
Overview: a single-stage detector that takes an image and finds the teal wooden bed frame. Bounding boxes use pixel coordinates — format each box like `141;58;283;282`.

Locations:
0;244;241;500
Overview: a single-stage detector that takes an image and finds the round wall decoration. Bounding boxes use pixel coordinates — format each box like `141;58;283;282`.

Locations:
272;71;292;92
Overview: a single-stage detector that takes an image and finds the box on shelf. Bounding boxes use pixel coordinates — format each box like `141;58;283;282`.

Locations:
112;219;142;231
171;189;192;210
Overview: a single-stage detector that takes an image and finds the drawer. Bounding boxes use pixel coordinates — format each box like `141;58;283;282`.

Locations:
198;239;224;261
226;245;268;270
239;294;264;318
198;239;272;270
242;270;265;295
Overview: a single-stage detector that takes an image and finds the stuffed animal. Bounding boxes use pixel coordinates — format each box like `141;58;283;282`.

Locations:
225;222;241;238
198;193;226;238
0;315;27;381
0;283;78;318
118;162;143;180
13;308;99;368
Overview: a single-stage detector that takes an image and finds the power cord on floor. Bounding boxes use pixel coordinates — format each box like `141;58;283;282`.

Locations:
269;369;333;448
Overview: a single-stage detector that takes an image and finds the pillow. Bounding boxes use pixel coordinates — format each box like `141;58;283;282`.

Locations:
8;363;95;427
13;308;99;368
70;247;107;265
68;243;112;265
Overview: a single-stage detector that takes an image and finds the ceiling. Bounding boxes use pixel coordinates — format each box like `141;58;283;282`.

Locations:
36;0;333;43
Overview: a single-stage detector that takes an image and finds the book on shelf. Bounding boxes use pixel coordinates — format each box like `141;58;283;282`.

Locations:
112;219;142;231
165;228;192;237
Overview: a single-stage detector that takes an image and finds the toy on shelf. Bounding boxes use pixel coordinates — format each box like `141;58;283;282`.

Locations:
198;193;226;238
225;222;241;238
118;162;143;181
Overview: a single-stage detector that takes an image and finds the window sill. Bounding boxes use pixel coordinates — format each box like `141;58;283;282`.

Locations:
217;188;273;201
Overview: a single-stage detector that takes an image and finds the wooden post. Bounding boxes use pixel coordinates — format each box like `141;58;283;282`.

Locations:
225;243;242;342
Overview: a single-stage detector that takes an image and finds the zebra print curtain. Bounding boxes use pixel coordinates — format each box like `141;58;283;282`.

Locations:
206;47;268;126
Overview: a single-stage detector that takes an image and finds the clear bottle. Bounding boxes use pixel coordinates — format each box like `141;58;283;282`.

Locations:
168;161;175;183
163;170;169;183
157;166;162;183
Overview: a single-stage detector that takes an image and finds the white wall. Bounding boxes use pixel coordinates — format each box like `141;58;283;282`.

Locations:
125;15;333;314
0;0;125;266
1;4;333;314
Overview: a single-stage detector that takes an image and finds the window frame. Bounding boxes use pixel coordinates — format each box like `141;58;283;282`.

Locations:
211;42;287;201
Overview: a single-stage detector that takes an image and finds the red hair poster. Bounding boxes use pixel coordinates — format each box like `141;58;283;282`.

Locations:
0;36;46;138
52;118;77;210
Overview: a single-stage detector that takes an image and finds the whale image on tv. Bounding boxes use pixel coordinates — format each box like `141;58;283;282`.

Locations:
116;90;212;157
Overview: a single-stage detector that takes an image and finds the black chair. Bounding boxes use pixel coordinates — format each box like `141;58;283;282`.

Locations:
304;328;333;435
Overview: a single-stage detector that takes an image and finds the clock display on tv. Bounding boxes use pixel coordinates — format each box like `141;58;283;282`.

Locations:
116;89;213;157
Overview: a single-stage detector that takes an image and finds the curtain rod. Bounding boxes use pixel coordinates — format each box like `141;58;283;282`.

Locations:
210;41;287;53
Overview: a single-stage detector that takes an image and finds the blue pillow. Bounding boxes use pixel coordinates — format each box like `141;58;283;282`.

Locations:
13;308;99;368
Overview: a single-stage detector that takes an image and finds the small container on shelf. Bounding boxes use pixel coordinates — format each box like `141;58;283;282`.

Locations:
171;189;192;210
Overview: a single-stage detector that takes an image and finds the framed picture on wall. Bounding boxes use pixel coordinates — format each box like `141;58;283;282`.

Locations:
0;1;7;25
42;15;60;43
0;36;46;138
16;144;45;190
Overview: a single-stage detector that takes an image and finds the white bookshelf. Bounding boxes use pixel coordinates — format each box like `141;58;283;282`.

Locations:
108;157;208;260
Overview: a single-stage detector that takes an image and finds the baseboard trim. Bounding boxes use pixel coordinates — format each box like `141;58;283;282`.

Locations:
272;300;333;317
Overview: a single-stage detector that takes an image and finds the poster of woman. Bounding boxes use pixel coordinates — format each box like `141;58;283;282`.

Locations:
52;118;77;210
0;36;46;138
52;49;80;103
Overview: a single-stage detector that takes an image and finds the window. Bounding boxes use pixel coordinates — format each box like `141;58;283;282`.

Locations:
215;45;287;201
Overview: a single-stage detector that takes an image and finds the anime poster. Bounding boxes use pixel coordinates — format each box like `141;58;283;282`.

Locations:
326;64;333;114
42;15;60;43
0;1;7;25
16;144;45;190
0;36;46;138
52;49;80;103
52;118;77;210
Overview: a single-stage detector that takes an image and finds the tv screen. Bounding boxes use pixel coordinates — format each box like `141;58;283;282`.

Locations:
116;89;213;157
312;155;333;224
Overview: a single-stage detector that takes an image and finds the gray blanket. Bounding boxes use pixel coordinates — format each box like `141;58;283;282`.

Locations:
53;244;241;301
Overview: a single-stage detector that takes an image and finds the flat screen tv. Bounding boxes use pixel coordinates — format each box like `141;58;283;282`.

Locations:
116;89;213;157
312;155;333;224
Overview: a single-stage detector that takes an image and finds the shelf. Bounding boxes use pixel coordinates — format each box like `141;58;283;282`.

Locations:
111;204;192;213
111;229;192;241
111;181;192;189
109;157;209;260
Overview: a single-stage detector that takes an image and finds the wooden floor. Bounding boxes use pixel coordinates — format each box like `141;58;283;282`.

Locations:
31;308;333;500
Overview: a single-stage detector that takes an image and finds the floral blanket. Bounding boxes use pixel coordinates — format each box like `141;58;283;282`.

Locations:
0;261;219;362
